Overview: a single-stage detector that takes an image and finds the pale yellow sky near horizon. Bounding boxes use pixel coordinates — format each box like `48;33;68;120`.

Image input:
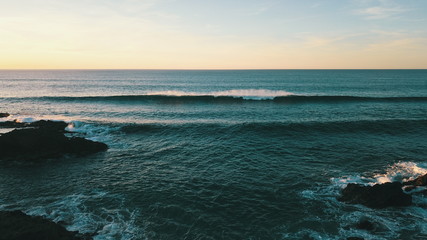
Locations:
1;0;427;69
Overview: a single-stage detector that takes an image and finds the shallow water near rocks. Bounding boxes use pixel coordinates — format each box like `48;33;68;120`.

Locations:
0;70;426;239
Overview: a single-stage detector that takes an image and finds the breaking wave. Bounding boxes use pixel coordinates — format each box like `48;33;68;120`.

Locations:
0;191;144;240
2;89;426;104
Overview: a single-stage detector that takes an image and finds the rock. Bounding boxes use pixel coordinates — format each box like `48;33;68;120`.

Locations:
0;120;67;130
29;120;68;131
0;123;107;161
66;137;109;155
347;237;364;240
403;185;417;192
338;182;412;208
0;113;10;118
0;210;91;240
403;174;427;187
0;120;25;128
355;219;374;231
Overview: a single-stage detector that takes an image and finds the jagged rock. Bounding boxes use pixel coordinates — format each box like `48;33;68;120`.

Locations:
0;121;107;161
338;182;412;208
0;210;91;240
0;113;10;118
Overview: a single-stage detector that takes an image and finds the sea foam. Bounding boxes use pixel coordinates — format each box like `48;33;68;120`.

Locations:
0;191;144;240
331;161;427;187
146;89;294;100
296;161;427;240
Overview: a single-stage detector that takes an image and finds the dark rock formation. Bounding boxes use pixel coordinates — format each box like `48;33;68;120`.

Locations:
0;210;91;240
338;182;412;208
355;219;375;231
30;120;69;131
0;120;24;128
0;120;67;130
0;120;107;161
0;113;10;118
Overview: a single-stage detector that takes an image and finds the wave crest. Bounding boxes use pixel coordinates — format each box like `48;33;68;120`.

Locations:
146;89;294;100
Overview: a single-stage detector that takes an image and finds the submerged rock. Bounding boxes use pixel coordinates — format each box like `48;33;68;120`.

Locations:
0;120;107;161
355;219;375;231
0;210;91;240
338;182;412;208
0;113;10;118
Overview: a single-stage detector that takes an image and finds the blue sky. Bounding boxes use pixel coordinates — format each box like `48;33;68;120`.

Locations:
1;0;426;69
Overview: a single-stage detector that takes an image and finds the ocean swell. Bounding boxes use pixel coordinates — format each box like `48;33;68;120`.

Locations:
2;89;426;104
120;119;427;136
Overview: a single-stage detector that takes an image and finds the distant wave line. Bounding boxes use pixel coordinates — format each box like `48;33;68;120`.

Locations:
4;95;427;103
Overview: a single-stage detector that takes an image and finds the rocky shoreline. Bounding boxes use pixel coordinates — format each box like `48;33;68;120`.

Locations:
339;172;427;240
0;113;106;239
0;210;92;240
0;113;108;161
2;112;426;239
339;173;427;209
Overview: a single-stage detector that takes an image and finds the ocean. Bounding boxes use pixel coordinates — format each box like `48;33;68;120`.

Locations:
0;69;426;239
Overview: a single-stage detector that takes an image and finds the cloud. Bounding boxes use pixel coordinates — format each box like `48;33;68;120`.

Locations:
353;0;409;20
357;6;407;19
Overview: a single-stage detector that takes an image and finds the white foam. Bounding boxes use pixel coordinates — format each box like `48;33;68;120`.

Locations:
0;114;15;123
146;89;294;100
2;114;75;123
373;162;427;184
1;191;145;240
330;162;427;188
296;161;427;239
65;120;122;146
330;175;379;190
0;114;120;145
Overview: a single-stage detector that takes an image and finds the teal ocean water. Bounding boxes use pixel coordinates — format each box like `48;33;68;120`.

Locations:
0;70;426;239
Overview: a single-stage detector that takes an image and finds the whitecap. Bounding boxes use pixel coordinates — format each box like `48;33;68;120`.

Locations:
0;191;145;240
146;89;295;100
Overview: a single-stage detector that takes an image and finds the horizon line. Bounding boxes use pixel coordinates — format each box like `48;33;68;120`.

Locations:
1;68;426;71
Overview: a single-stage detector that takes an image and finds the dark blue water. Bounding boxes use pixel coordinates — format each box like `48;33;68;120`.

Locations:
0;70;426;239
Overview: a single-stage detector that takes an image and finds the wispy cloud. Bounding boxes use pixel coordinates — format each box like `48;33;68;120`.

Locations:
357;5;407;19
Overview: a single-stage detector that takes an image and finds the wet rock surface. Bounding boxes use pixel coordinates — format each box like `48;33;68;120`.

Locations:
0;120;107;161
338;182;412;208
355;219;375;231
0;210;91;240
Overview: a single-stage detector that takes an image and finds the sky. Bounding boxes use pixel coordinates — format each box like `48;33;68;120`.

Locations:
0;0;427;69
